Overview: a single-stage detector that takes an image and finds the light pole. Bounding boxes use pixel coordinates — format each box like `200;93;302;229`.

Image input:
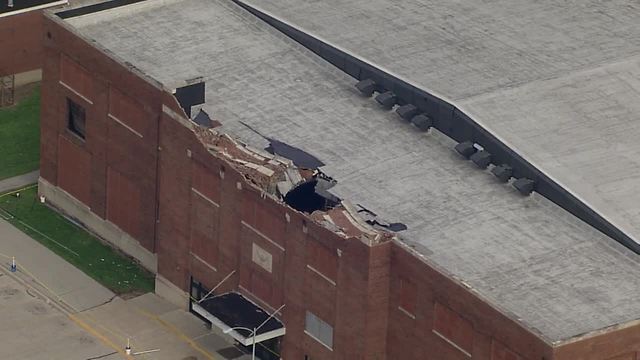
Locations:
222;303;286;360
224;326;257;360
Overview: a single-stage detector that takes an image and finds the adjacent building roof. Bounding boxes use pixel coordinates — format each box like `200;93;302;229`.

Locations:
62;0;640;343
0;0;67;16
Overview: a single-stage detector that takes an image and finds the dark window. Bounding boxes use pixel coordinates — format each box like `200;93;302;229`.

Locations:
67;98;86;139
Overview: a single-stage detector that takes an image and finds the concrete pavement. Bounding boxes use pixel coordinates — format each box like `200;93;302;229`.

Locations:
0;170;39;194
0;271;116;360
0;217;115;312
77;293;255;360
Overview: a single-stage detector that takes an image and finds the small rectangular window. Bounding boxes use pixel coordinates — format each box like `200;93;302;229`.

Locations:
304;311;333;349
67;98;86;139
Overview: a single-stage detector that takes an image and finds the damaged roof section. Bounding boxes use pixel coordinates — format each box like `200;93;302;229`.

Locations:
192;109;215;128
282;172;338;213
238;120;324;169
193;125;390;244
265;139;324;169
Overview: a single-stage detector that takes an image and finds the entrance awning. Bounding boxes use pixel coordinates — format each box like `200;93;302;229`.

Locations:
192;292;285;346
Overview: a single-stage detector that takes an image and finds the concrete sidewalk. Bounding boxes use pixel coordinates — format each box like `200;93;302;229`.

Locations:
0;170;39;194
78;293;255;360
0;269;116;360
0;217;115;312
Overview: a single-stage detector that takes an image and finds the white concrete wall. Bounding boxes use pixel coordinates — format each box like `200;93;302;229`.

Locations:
14;69;42;87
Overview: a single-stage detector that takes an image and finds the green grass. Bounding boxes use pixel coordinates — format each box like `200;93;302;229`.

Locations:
0;87;41;180
0;185;155;294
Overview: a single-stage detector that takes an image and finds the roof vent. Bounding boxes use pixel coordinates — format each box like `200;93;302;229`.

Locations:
513;178;535;195
454;141;476;158
396;104;418;120
491;164;512;182
355;79;376;96
411;114;432;131
470;150;492;168
375;91;396;109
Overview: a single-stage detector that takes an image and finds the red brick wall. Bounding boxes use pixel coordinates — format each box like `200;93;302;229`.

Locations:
155;110;196;289
108;86;147;136
41;14;162;251
0;11;44;76
386;245;554;360
492;339;526;360
306;237;338;282
189;188;220;267
60;54;93;99
398;276;417;315
607;354;638;360
57;135;91;204
554;322;640;360
433;301;474;356
106;167;142;239
239;220;286;308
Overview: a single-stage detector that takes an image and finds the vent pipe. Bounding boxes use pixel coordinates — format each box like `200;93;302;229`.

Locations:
454;141;476;158
355;79;376;96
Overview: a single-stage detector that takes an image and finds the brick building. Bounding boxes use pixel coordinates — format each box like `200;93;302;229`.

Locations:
0;0;69;105
38;0;640;359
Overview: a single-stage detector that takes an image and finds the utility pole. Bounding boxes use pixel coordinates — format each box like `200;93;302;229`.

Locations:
0;75;15;107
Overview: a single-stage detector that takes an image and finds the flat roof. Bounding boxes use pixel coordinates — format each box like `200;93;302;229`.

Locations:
64;0;640;343
240;0;640;251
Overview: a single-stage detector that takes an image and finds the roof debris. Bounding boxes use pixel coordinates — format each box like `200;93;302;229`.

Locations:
193;125;391;244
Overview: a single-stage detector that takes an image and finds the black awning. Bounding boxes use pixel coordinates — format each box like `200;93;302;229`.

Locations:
192;292;285;346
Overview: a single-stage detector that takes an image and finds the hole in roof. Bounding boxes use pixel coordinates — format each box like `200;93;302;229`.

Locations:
284;179;339;214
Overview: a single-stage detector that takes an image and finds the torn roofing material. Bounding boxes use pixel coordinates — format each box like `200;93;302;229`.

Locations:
174;80;205;118
192;124;381;242
265;139;324;169
238;120;324;169
283;177;338;214
64;0;640;342
192;109;213;128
